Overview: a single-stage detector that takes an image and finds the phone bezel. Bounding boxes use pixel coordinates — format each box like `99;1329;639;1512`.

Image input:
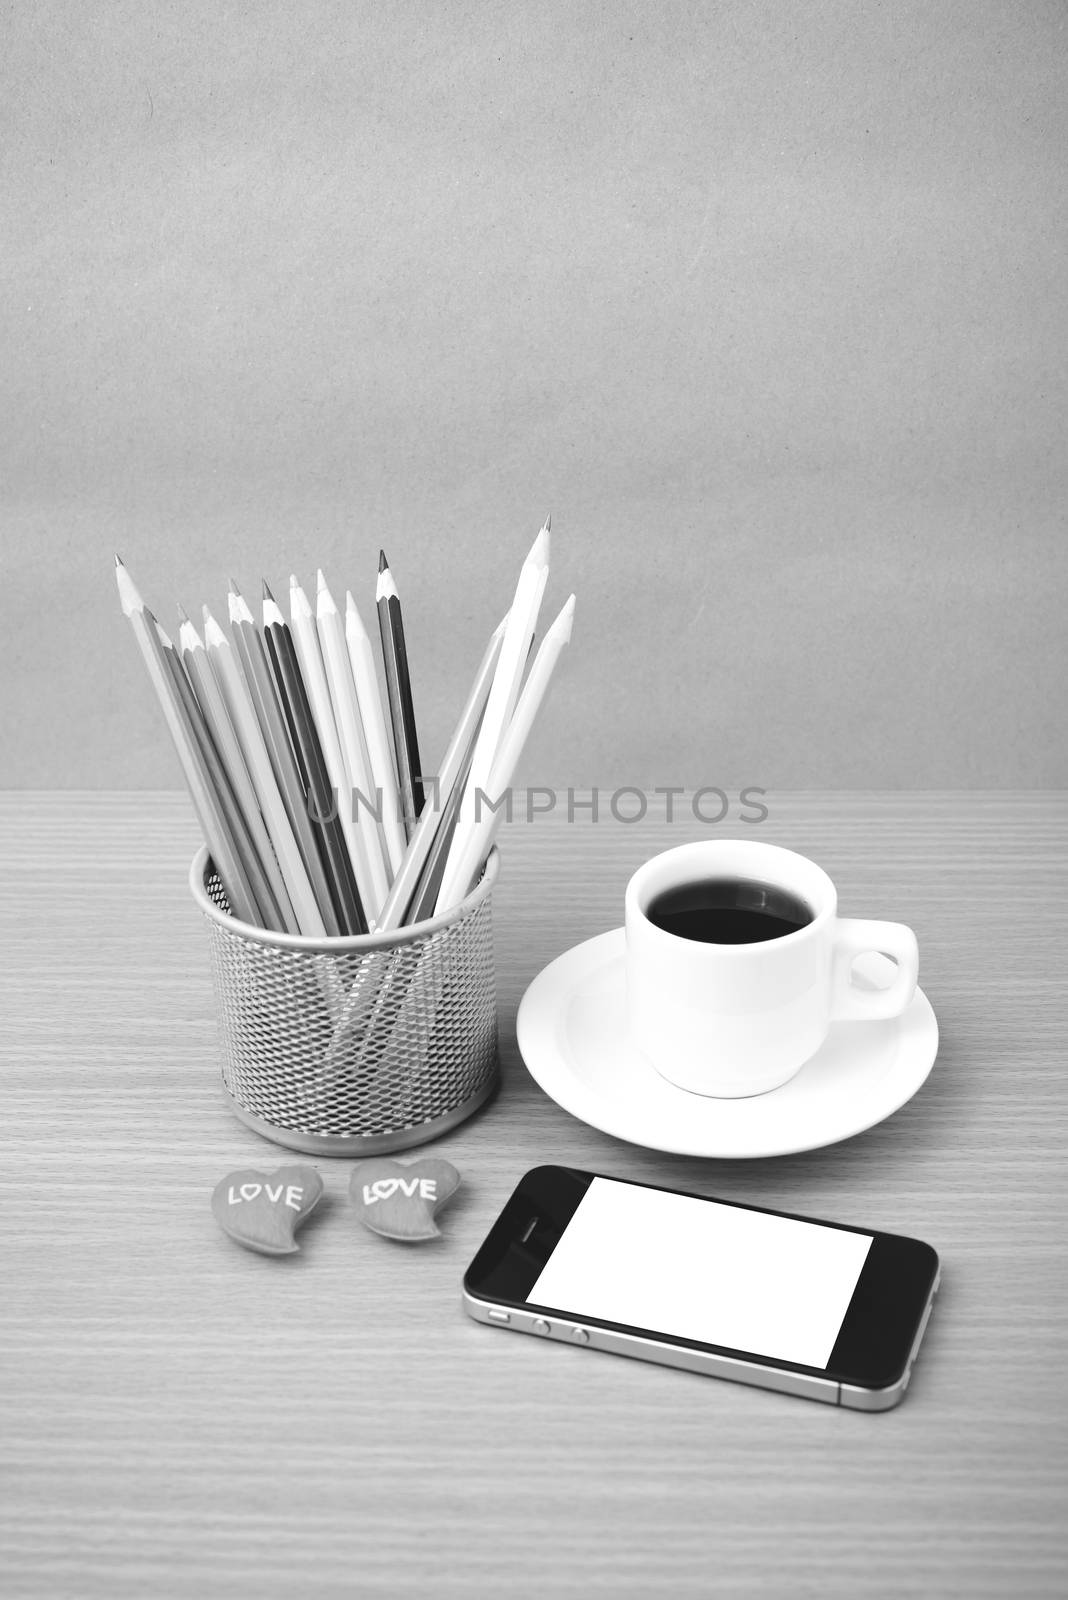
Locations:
463;1165;939;1392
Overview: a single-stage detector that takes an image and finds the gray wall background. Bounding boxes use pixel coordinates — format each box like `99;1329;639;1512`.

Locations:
2;1;1065;791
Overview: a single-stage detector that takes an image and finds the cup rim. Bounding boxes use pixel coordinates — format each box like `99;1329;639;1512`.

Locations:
625;839;837;950
189;844;500;951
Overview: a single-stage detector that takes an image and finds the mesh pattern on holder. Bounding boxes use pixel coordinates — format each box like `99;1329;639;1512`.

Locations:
198;860;498;1148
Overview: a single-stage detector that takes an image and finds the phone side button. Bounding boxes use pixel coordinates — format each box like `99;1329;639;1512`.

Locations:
570;1327;590;1345
532;1318;551;1335
487;1310;511;1323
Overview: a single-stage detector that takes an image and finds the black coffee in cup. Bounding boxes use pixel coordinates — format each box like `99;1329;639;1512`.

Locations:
646;877;813;945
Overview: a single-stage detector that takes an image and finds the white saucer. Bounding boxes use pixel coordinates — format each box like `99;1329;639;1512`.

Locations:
516;929;939;1159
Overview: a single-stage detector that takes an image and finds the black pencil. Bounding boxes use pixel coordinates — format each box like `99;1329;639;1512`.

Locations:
376;550;424;839
261;583;368;936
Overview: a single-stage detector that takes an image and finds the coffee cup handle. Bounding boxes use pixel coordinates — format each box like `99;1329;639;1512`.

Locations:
830;919;919;1022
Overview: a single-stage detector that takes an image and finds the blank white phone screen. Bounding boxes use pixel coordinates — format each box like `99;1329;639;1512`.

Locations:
528;1179;873;1370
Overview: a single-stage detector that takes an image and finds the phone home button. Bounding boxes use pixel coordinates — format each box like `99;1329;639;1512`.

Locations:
532;1318;551;1335
570;1327;590;1345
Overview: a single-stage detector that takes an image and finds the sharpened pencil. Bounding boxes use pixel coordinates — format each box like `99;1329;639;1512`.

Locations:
436;593;575;912
376;615;507;931
161;615;284;931
263;584;367;935
406;625;535;925
228;583;341;936
444;519;550;886
179;610;298;934
291;575;390;924
202;606;327;938
115;560;260;925
312;573;392;918
345;588;406;877
376;550;424;840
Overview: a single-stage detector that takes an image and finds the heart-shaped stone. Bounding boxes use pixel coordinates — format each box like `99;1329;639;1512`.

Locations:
350;1157;461;1242
212;1165;324;1256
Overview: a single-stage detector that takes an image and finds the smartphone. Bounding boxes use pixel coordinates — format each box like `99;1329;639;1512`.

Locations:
463;1166;940;1410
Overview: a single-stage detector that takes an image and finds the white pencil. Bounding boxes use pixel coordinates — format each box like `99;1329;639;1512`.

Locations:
344;588;407;877
315;573;392;915
375;615;507;931
435;593;575;913
115;560;260;925
291;575;389;924
203;605;327;938
445;519;550;883
179;610;298;934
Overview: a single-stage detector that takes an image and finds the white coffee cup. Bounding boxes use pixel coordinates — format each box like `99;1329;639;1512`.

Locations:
625;840;919;1098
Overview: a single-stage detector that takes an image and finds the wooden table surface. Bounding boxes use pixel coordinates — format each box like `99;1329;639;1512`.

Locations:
2;791;1066;1600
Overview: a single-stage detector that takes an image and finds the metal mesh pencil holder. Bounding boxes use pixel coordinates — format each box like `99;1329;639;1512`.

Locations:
189;846;500;1155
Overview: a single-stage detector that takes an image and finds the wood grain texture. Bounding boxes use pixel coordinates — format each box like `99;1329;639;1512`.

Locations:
1;792;1066;1600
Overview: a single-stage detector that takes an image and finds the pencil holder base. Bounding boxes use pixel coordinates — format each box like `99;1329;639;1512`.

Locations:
224;1072;498;1156
192;846;501;1158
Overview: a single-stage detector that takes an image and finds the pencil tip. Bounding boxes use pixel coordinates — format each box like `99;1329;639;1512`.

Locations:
114;560;142;615
114;553;124;567
379;549;389;573
228;577;240;596
316;568;327;591
202;604;212;625
289;573;299;590
176;602;189;625
528;524;550;566
543;513;551;533
262;579;275;603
